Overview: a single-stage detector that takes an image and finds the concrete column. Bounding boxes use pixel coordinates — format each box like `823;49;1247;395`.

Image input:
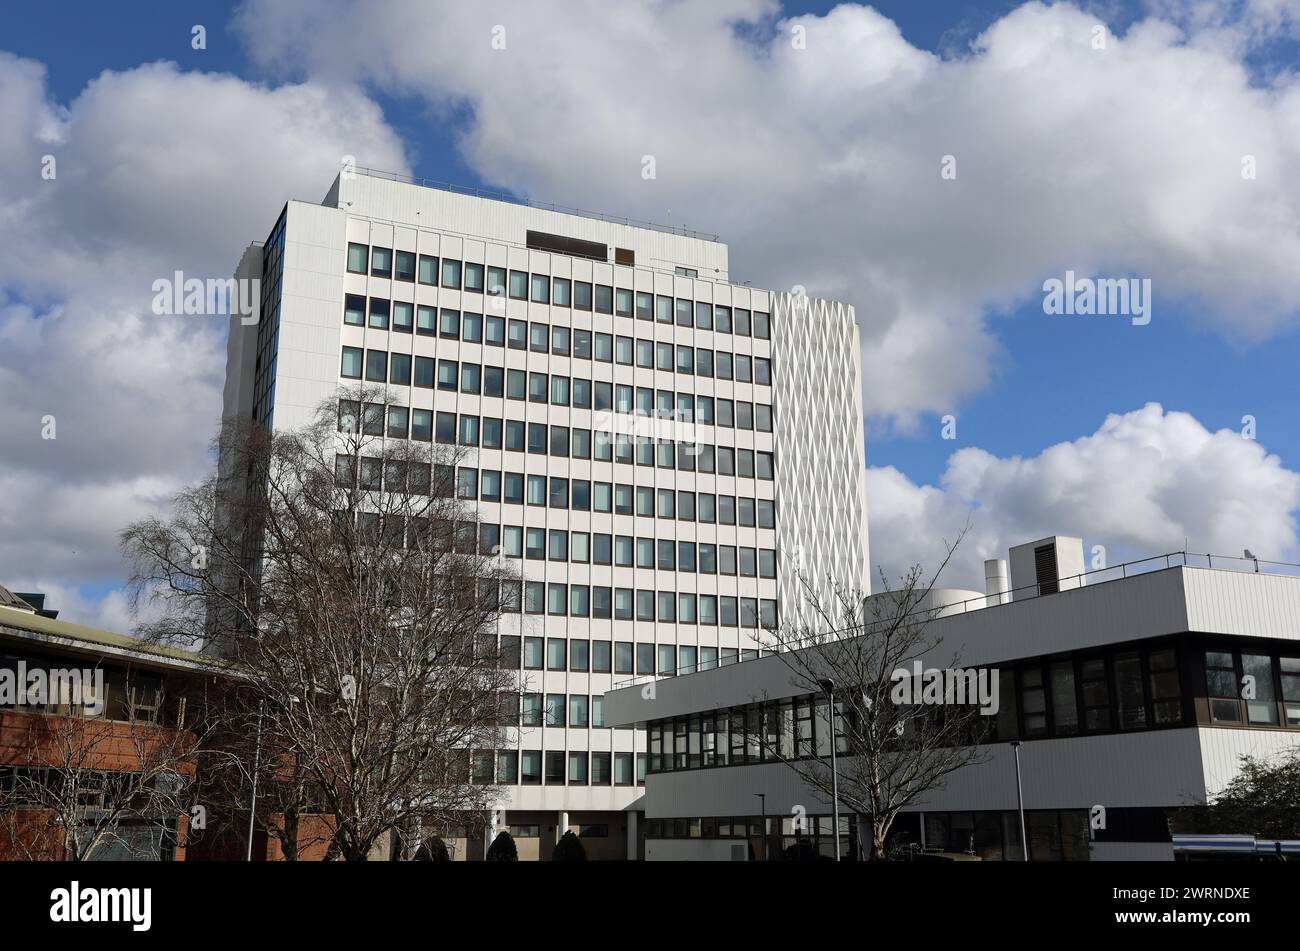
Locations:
626;811;638;861
486;809;505;858
557;810;569;844
856;815;871;860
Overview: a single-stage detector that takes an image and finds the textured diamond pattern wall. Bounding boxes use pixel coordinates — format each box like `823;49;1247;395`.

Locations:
771;292;870;631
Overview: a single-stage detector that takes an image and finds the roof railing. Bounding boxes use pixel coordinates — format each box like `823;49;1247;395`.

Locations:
345;166;721;242
610;550;1300;690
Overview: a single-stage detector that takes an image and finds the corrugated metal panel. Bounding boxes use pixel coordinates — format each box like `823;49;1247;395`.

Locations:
1197;727;1300;797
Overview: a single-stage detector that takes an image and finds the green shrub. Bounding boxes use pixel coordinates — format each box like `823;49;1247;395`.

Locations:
486;830;518;861
551;830;587;861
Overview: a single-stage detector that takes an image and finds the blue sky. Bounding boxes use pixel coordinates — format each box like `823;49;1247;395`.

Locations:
3;0;1299;622
6;0;1294;485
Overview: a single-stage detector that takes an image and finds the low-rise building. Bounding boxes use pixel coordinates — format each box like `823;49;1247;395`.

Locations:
606;539;1300;860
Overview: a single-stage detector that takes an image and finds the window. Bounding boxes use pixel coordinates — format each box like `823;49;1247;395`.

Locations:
531;273;550;303
1113;652;1147;730
441;258;461;289
418;254;438;285
1049;661;1078;735
545;693;566;727
547;637;567;671
591;752;612;785
552;277;571;307
343;294;365;326
1148;649;1183;725
523;637;544;669
464;262;485;292
545;751;565;785
462;312;482;343
392;300;413;333
614;752;634;785
1281;657;1300;726
615;642;634;675
340;347;362;379
389;352;411;386
411;409;432;441
574;281;593;310
569;695;589;728
347;242;367;274
370;246;392;278
1079;658;1111;731
496;751;518;785
568;638;590;672
1242;652;1278;726
568;752;588;785
439;308;459;339
394;250;415;282
521;751;542;785
508;270;527;300
1020;667;1047;736
364;349;388;382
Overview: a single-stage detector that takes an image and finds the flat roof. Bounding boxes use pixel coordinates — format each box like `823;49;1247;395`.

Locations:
0;604;215;673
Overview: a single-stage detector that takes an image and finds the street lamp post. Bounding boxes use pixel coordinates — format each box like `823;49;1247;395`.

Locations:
246;698;265;862
754;793;767;862
1011;741;1028;862
819;678;841;862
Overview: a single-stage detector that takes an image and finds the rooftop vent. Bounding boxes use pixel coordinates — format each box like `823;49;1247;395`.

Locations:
1008;536;1084;601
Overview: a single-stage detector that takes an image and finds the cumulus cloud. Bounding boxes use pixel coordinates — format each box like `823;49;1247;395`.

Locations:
866;403;1300;590
235;0;1300;426
0;53;409;627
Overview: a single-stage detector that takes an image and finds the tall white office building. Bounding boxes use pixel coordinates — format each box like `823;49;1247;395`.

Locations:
222;169;869;859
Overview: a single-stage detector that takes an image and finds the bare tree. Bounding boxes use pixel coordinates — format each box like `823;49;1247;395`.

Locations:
761;533;990;860
0;687;198;861
121;386;519;861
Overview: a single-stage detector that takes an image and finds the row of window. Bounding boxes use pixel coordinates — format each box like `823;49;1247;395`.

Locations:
493;529;778;577
520;693;615;728
505;636;763;676
341;344;772;397
470;749;647;787
346;243;772;338
336;414;776;484
648;697;843;773
343;350;773;425
344;299;773;383
1205;648;1300;727
499;583;777;627
993;645;1183;739
332;515;780;624
335;454;776;526
642;642;1300;776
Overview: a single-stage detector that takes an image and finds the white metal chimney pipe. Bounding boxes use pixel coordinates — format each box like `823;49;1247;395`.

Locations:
985;559;1010;606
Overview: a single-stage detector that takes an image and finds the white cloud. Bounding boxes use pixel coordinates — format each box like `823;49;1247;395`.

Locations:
0;53;409;628
866;403;1300;590
235;0;1300;427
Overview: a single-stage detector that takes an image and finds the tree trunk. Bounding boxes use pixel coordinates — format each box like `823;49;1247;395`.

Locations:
282;805;299;862
871;817;891;861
